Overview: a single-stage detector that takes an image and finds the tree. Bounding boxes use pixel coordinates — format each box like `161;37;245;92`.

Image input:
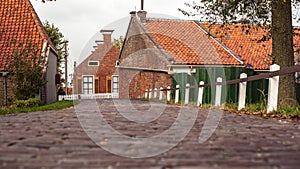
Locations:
43;20;65;75
179;0;300;107
8;43;47;100
113;36;124;50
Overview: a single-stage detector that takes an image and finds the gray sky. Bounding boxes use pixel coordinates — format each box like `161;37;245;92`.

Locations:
30;0;195;67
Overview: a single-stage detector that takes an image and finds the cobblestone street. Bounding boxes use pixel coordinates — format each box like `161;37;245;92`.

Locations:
0;99;300;169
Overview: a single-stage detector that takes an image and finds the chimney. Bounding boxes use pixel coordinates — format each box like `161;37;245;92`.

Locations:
137;10;147;24
130;11;136;17
100;29;114;45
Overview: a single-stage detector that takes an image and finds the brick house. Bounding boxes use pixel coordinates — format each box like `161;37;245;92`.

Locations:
118;11;245;100
118;11;300;103
73;30;120;95
0;0;58;106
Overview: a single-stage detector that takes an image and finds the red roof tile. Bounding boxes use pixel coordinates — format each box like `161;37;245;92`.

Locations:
144;19;242;66
201;23;273;70
0;0;56;71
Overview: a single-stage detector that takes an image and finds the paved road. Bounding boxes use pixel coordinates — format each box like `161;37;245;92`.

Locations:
0;99;300;169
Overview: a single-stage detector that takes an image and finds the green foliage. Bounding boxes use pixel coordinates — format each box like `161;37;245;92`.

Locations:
8;42;47;100
278;106;300;116
113;36;124;50
243;102;267;113
13;98;42;108
43;20;65;75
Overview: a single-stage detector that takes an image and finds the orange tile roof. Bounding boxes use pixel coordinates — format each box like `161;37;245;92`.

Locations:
202;24;300;70
144;19;242;66
0;0;56;71
201;23;273;70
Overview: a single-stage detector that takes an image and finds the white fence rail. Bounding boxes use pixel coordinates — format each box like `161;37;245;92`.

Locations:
144;64;300;113
59;93;119;101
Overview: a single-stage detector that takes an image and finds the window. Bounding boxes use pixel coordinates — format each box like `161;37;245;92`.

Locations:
112;76;119;93
88;61;99;66
82;76;94;94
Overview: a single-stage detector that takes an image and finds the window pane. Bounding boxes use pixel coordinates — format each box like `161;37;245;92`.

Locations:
113;83;118;88
113;76;118;82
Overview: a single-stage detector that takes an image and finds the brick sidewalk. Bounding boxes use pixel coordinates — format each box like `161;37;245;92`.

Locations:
0;99;300;169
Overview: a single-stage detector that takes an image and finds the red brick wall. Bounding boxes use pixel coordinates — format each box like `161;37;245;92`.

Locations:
119;69;172;99
97;47;120;93
74;45;120;94
118;15;172;99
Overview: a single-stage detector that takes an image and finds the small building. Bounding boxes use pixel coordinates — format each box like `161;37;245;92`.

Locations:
0;0;58;106
73;30;120;95
118;11;300;103
118;11;245;102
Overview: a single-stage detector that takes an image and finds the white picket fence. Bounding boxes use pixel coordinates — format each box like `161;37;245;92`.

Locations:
144;64;281;113
59;93;119;101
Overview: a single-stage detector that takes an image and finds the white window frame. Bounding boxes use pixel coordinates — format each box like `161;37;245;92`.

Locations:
111;75;119;94
82;75;95;94
88;61;99;66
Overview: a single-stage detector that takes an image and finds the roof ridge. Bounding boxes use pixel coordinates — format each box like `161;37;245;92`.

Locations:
146;17;193;22
193;21;244;64
76;43;110;66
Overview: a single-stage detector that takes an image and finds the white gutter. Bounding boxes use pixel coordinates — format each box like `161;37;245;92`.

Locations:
118;66;168;73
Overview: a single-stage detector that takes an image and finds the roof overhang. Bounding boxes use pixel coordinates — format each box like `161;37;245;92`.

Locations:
168;64;244;75
118;66;168;73
168;64;245;68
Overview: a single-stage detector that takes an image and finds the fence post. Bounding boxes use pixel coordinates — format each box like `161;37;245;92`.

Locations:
149;89;152;100
238;73;247;110
167;86;171;102
159;87;163;100
145;89;148;99
215;77;222;107
197;81;205;106
175;85;180;104
267;64;280;113
185;83;190;105
154;88;158;99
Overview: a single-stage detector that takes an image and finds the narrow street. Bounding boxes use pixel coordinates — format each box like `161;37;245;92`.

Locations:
0;99;300;169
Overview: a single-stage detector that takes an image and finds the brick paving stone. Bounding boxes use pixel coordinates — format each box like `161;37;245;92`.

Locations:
0;99;300;169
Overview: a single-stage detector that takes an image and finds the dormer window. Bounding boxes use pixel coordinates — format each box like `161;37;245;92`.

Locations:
88;61;99;66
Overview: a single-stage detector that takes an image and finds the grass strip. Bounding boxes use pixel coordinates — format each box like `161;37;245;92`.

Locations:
0;100;75;115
